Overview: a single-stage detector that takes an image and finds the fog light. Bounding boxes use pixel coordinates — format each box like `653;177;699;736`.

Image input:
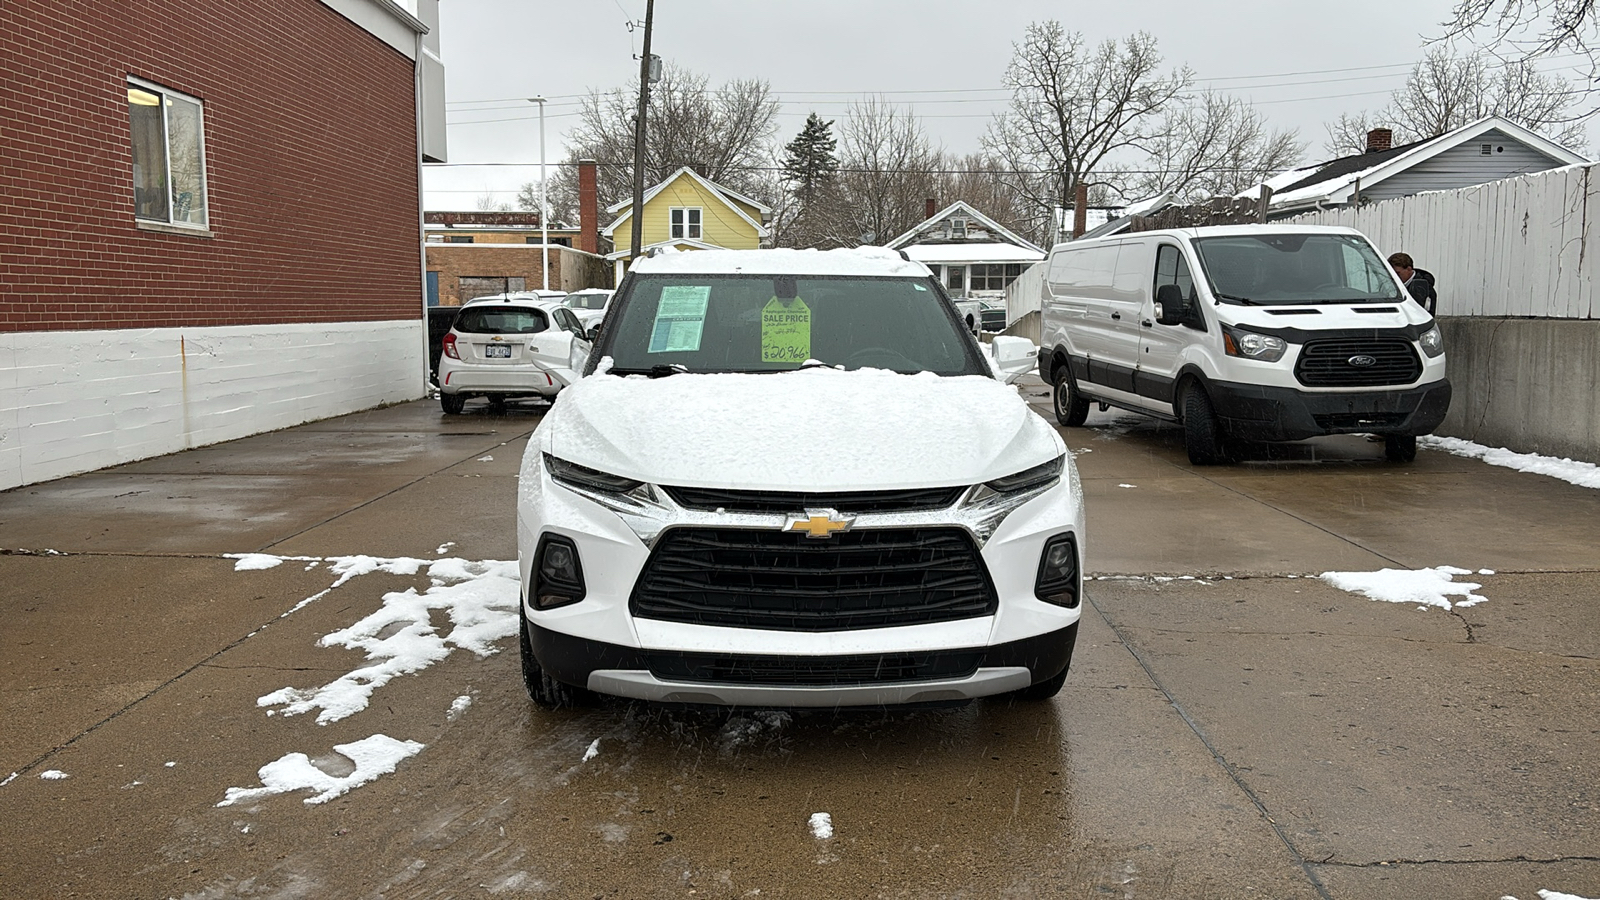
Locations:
533;534;585;610
1035;533;1080;608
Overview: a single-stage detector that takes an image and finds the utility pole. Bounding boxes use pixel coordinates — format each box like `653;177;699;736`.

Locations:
628;0;655;263
528;96;549;290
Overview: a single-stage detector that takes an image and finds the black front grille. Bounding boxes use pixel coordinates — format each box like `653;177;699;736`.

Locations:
646;650;984;686
1295;338;1421;387
662;485;963;514
631;527;996;631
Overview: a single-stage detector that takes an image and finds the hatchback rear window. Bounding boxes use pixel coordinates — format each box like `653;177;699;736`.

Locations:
454;307;548;334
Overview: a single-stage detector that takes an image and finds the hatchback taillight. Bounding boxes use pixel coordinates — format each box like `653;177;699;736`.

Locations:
442;333;459;359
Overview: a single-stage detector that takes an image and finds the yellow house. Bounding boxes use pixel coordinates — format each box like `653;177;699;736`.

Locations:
602;167;771;285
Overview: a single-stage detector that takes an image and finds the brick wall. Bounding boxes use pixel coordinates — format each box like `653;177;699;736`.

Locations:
425;245;609;304
0;0;422;333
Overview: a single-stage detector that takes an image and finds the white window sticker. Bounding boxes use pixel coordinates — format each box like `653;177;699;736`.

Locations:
648;285;710;353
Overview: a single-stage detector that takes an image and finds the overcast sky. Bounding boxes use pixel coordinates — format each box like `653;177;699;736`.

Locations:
422;0;1587;211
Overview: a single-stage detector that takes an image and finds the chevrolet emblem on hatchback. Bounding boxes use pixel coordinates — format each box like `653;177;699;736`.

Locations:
785;509;854;539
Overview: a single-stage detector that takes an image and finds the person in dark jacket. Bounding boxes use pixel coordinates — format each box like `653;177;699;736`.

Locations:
1388;252;1437;315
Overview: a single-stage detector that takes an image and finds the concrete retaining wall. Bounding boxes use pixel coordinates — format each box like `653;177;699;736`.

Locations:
1437;317;1600;461
0;320;425;490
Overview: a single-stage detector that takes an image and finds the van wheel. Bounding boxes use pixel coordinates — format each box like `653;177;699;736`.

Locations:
1182;384;1234;466
520;614;599;709
1384;434;1418;463
440;392;466;415
1052;367;1090;427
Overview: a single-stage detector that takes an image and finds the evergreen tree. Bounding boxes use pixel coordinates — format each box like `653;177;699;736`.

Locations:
781;112;839;205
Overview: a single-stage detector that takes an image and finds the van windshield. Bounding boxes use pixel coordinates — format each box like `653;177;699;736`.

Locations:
1192;234;1404;305
600;274;987;376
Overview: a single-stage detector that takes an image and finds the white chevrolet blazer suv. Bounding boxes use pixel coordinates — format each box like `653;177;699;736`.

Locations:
515;247;1085;709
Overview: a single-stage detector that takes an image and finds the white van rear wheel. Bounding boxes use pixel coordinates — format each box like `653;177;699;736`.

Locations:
1052;367;1090;427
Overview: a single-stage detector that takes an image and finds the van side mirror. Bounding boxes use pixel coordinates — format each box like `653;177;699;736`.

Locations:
1155;284;1188;326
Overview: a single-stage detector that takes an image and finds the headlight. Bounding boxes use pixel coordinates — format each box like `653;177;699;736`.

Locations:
1222;326;1287;363
985;455;1064;493
1418;325;1444;358
544;453;643;493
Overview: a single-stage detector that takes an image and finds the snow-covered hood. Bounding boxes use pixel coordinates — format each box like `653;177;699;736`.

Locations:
542;368;1063;491
1221;302;1432;333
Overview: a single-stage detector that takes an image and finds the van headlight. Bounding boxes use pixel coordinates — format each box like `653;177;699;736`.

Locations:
1222;326;1287;362
1418;325;1444;358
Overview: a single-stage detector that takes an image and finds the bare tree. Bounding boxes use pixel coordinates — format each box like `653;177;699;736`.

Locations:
1128;91;1305;201
474;192;511;212
1323;111;1395;157
1442;0;1599;58
983;23;1190;243
806;98;944;248
936;153;1039;243
547;64;780;222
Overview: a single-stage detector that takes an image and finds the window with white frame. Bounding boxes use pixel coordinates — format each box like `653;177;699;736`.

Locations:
670;207;702;240
970;263;1025;291
127;79;209;228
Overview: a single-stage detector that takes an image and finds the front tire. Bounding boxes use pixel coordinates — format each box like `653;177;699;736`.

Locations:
1012;667;1069;701
440;392;466;415
1052;365;1090;427
1182;383;1233;466
1385;434;1418;463
519;614;599;709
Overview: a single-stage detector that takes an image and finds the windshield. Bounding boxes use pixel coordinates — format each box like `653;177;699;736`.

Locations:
1192;234;1403;305
600;274;987;376
566;294;609;310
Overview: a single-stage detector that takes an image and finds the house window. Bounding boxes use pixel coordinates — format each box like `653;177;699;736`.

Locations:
670;207;702;240
970;263;1025;292
127;79;208;228
945;265;966;296
950;218;968;238
447;235;473;243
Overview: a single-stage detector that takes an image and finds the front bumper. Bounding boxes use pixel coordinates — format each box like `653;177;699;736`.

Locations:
528;621;1078;706
1208;378;1452;441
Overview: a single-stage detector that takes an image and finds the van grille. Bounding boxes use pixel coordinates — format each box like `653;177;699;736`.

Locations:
1295;338;1420;387
631;527;996;631
645;650;984;686
662;486;962;514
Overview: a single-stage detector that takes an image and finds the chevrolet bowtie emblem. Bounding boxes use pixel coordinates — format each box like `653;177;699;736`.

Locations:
785;509;854;539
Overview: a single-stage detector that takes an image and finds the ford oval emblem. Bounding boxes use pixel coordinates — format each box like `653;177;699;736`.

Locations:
1347;355;1378;367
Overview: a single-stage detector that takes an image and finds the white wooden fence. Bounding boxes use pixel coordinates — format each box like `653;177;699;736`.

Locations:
1287;163;1598;319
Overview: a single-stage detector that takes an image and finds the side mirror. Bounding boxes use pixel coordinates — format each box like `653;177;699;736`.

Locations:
990;335;1036;385
1155;284;1188;326
583;326;599;342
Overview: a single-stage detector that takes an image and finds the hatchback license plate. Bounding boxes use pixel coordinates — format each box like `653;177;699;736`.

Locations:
484;345;512;358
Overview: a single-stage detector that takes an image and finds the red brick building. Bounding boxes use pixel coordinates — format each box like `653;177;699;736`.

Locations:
0;0;446;489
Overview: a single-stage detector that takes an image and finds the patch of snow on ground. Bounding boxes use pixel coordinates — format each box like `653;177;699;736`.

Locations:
217;734;423;806
436;542;456;555
257;558;520;724
809;812;834;839
1117;483;1136;488
1;772;16;787
1320;566;1487;610
447;695;472;721
1503;892;1600;900
582;739;601;763
1421;436;1600;489
477;455;494;462
229;553;286;571
39;770;69;780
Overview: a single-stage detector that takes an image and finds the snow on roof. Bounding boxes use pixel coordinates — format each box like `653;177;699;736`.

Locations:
629;246;931;277
900;242;1044;264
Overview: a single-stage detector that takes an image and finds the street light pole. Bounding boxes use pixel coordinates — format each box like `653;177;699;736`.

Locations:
629;0;655;264
527;96;549;291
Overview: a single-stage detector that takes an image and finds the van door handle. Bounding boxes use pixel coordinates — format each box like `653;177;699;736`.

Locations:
1110;311;1122;320
1141;319;1153;327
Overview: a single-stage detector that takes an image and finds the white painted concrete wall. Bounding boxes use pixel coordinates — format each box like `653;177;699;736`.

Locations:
1004;262;1046;323
0;320;425;490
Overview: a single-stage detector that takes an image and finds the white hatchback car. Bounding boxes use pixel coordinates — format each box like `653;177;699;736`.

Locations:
437;296;591;414
563;289;614;329
515;247;1085;709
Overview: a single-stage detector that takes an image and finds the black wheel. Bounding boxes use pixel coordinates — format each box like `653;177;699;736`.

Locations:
519;613;598;709
1182;383;1233;466
440;392;466;415
1052;365;1090;427
1384;434;1418;463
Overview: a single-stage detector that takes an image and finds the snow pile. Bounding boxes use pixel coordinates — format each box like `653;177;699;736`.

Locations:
1421;436;1600;489
229;554;286;571
39;770;69;780
447;696;472;721
1502;892;1600;900
1319;566;1487;610
808;812;834;840
258;558;520;724
217;735;424;807
581;739;601;763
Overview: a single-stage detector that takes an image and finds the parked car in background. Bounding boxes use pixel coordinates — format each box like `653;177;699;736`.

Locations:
1037;224;1450;464
979;301;1007;333
563;289;614;328
515;247;1082;711
437;296;590;414
953;296;983;334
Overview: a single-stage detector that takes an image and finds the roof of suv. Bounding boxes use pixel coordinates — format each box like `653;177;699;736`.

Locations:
629;246;931;278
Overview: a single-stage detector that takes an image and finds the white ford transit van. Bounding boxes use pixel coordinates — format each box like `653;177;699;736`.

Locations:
1036;225;1451;464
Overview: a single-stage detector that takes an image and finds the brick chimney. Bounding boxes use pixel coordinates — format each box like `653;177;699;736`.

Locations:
1365;128;1393;153
925;198;937;219
577;158;598;254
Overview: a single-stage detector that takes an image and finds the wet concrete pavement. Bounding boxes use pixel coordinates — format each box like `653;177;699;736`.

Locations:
1;380;1596;899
